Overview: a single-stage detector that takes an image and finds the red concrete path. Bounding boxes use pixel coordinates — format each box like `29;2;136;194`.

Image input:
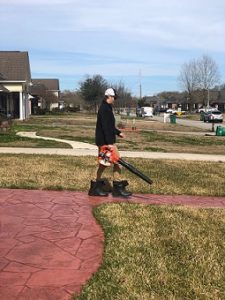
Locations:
1;189;225;300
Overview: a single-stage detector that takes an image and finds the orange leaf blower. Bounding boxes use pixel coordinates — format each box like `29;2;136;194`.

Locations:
98;145;153;185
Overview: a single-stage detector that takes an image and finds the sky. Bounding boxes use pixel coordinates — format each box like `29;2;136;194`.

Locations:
1;0;225;96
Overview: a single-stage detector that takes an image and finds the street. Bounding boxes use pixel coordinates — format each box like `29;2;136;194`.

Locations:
153;115;223;131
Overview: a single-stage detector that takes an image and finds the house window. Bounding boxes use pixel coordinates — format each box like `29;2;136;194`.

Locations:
0;93;7;116
12;92;20;118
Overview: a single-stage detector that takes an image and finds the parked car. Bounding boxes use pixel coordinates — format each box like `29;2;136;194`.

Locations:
166;109;186;116
203;110;223;123
198;106;217;113
141;107;153;117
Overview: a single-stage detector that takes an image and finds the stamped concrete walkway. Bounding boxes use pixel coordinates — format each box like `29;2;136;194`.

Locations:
1;189;225;300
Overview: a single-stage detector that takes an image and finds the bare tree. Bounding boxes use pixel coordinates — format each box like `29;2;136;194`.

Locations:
179;55;220;109
44;91;59;111
178;59;199;111
111;81;133;109
60;90;83;108
196;55;220;106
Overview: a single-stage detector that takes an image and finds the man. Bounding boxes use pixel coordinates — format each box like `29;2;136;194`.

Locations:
88;88;132;197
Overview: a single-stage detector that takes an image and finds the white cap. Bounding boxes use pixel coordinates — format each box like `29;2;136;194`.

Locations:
105;88;116;97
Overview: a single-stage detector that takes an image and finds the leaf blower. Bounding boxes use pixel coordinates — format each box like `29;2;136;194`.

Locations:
98;145;153;185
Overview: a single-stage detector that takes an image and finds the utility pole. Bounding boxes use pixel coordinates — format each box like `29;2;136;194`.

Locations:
139;69;142;100
207;89;210;108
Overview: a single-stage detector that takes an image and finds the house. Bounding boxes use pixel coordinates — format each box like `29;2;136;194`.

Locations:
30;79;61;112
0;51;32;119
211;89;225;112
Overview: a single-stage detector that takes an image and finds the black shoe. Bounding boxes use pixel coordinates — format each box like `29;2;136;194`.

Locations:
101;178;113;193
112;180;132;197
88;180;109;197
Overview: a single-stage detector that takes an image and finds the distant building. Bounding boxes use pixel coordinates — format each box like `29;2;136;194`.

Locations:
30;79;61;112
0;51;62;119
0;51;32;119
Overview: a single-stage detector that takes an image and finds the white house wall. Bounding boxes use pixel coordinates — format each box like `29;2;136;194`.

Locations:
51;91;60;98
1;83;29;120
1;83;23;92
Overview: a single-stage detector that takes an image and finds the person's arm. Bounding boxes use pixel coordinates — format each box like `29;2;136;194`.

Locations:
115;128;121;136
118;131;125;138
115;128;125;138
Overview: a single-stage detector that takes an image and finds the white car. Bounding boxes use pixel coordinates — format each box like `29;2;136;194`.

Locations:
203;110;223;123
141;107;153;117
198;106;217;113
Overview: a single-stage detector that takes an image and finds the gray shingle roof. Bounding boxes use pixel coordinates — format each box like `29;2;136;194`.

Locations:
0;51;31;81
32;79;60;91
29;83;47;96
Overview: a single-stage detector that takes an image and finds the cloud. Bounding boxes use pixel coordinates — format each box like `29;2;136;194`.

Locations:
1;0;225;95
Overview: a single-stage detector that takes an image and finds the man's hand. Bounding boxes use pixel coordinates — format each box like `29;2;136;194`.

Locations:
119;132;125;138
107;144;114;150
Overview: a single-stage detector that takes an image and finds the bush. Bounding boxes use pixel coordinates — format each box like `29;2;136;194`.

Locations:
0;112;7;121
66;106;80;112
33;107;47;115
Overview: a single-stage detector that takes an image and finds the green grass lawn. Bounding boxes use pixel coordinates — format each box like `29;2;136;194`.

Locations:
0;131;71;148
74;204;225;300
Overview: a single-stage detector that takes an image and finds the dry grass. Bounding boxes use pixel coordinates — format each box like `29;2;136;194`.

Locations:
0;154;225;196
123;117;205;132
13;115;225;154
0;155;93;190
21;114;97;126
38;127;95;144
1;114;224;153
116;130;225;154
74;204;225;300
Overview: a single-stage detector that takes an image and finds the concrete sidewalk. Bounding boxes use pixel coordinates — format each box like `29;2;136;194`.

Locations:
1;188;225;299
0;131;224;162
16;131;97;150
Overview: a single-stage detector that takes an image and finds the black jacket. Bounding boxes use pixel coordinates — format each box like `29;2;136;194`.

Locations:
95;100;121;146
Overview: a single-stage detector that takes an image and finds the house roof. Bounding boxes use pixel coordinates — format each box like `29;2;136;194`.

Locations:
32;79;60;91
0;51;31;82
29;83;47;96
